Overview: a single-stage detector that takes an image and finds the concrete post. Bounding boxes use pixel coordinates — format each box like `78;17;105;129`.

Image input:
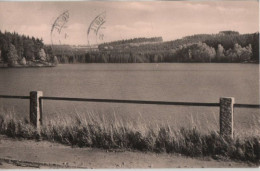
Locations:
220;97;234;139
30;91;43;130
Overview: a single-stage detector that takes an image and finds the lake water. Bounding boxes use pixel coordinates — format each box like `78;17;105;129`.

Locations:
0;63;259;136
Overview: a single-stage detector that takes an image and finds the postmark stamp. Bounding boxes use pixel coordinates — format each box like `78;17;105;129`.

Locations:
87;11;106;46
50;10;70;46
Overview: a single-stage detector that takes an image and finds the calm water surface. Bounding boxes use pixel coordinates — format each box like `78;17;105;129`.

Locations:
0;63;259;135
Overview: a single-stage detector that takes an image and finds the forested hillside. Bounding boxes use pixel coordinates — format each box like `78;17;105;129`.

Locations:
53;31;259;63
1;30;258;65
98;37;163;50
0;30;57;67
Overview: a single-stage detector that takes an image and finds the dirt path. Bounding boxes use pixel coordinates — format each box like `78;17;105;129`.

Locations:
0;135;257;168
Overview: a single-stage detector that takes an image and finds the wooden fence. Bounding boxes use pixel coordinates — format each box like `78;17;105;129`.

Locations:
0;91;260;139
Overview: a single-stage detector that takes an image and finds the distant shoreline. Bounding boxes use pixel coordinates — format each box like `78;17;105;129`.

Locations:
0;63;56;68
0;61;259;68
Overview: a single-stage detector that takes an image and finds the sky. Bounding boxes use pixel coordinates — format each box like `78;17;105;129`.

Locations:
0;1;259;45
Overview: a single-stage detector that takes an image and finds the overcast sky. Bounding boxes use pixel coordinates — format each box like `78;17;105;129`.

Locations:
0;1;258;45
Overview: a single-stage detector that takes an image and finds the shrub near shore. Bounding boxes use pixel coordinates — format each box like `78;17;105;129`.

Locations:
0;111;259;164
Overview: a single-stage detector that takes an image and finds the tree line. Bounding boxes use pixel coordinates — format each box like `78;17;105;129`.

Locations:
53;31;259;63
98;37;163;49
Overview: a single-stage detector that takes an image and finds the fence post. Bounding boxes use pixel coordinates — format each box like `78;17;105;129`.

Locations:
30;91;43;130
219;97;234;139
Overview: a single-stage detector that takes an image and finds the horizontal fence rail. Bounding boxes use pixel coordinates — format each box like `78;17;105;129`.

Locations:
0;95;260;108
234;104;260;109
0;95;30;99
41;96;220;107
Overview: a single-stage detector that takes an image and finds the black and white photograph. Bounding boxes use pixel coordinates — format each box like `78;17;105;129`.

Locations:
0;0;259;169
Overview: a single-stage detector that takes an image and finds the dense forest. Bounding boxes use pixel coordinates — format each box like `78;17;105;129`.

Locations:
53;31;259;64
0;30;259;65
0;30;57;67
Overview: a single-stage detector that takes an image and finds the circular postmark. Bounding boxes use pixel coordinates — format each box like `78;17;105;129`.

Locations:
87;11;106;46
50;10;70;46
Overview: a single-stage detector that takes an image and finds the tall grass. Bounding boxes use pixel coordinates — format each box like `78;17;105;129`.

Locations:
0;110;259;164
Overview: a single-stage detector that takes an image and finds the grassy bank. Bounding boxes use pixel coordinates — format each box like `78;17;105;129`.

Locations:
0;112;259;164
